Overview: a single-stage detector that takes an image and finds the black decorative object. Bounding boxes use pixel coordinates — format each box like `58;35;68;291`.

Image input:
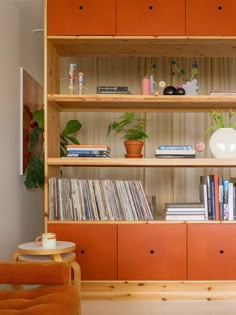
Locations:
163;86;177;95
176;87;186;95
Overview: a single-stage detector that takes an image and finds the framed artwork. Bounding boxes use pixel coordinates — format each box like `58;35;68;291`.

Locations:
20;68;43;175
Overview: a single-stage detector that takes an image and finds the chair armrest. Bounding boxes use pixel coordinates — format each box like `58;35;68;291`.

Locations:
0;261;70;285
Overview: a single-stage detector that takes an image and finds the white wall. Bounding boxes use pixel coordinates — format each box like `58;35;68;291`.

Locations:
0;0;44;259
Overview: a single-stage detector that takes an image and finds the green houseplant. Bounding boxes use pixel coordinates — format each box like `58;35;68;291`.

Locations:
24;108;82;189
107;112;148;158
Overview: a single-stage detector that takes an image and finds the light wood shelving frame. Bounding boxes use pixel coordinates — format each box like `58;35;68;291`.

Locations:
45;31;236;299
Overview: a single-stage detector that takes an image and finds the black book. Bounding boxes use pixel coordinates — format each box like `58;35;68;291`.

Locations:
96;85;128;92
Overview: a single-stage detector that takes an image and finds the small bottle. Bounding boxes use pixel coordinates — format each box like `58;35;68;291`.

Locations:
68;64;76;94
78;72;84;95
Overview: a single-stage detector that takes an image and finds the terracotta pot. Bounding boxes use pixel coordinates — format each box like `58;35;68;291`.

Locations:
124;140;144;158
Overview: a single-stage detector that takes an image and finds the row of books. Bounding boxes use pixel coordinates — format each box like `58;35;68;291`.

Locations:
165;202;206;221
155;145;196;158
65;144;111;158
199;174;236;221
48;178;154;221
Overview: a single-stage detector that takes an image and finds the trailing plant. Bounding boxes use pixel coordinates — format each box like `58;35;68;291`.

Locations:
107;112;148;141
196;109;236;152
24;108;82;189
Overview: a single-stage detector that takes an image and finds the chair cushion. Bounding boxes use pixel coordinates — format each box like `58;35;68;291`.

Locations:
0;284;79;315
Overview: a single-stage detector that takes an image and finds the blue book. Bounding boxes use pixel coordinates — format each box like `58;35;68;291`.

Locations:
159;145;192;150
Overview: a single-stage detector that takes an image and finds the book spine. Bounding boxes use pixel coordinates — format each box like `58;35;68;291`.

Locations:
96;86;128;91
96;90;130;94
223;180;229;220
159;145;193;150
218;176;224;220
213;174;220;221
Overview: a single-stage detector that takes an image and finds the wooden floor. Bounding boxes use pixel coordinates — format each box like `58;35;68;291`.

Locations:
81;300;236;315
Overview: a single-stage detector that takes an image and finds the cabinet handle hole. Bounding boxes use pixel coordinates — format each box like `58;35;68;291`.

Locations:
80;250;85;254
149;6;153;10
79;6;83;10
219;250;224;254
218;6;222;10
150;250;155;254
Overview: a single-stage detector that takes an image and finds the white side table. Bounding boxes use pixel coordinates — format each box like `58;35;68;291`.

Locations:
12;241;76;262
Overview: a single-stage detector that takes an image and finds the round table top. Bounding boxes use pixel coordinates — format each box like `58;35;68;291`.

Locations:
17;241;76;255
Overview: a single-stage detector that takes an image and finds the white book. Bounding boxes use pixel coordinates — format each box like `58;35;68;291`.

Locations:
156;149;196;155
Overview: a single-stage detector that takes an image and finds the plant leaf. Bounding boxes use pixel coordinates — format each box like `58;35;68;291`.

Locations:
33;109;44;129
29;127;43;153
24;157;44;189
62;120;82;137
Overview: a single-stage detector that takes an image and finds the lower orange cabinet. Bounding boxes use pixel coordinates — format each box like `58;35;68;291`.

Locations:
48;223;117;280
188;224;236;280
117;224;187;280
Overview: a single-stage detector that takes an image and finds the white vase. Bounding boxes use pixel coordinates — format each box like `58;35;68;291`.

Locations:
209;128;236;158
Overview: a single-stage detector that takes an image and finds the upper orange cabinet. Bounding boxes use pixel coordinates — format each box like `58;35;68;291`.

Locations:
117;0;185;36
186;0;236;35
47;0;116;35
188;224;236;280
118;224;186;280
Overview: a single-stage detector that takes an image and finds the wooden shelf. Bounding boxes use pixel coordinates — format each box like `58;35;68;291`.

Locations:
47;158;236;168
48;36;236;57
48;220;236;224
48;94;236;112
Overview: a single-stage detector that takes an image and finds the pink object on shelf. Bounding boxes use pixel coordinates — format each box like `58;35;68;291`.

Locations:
141;77;150;95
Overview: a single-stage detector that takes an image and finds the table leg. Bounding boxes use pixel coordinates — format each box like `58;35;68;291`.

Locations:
52;254;62;261
12;251;21;262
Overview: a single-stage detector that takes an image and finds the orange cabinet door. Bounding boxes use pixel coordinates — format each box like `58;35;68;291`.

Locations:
47;0;116;35
48;224;117;280
117;0;185;36
186;0;236;35
188;224;236;280
118;224;186;280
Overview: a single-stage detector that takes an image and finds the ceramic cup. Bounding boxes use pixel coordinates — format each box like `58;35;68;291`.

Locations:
35;232;56;249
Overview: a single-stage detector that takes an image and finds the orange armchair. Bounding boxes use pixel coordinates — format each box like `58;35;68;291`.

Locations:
0;261;81;315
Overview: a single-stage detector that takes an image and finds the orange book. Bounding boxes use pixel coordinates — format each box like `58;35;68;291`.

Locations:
213;174;220;221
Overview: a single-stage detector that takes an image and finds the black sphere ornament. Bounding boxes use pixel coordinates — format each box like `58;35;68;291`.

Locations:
176;87;186;95
163;86;177;95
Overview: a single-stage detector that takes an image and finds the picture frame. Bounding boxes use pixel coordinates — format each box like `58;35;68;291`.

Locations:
20;67;43;175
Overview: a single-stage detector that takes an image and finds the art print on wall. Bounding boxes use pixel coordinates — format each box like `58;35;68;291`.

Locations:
20;68;43;175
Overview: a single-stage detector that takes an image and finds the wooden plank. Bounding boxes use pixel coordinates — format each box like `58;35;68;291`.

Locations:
47;94;236;112
47;221;236;225
47;36;236;57
81;280;236;300
47;158;236;168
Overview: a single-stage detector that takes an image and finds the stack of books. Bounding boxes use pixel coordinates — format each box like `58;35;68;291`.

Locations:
210;90;236;96
165;203;206;221
96;85;130;94
66;144;111;158
155;145;196;158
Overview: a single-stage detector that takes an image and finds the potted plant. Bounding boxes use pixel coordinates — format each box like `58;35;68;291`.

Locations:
24;108;82;189
107;112;148;158
196;109;236;158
